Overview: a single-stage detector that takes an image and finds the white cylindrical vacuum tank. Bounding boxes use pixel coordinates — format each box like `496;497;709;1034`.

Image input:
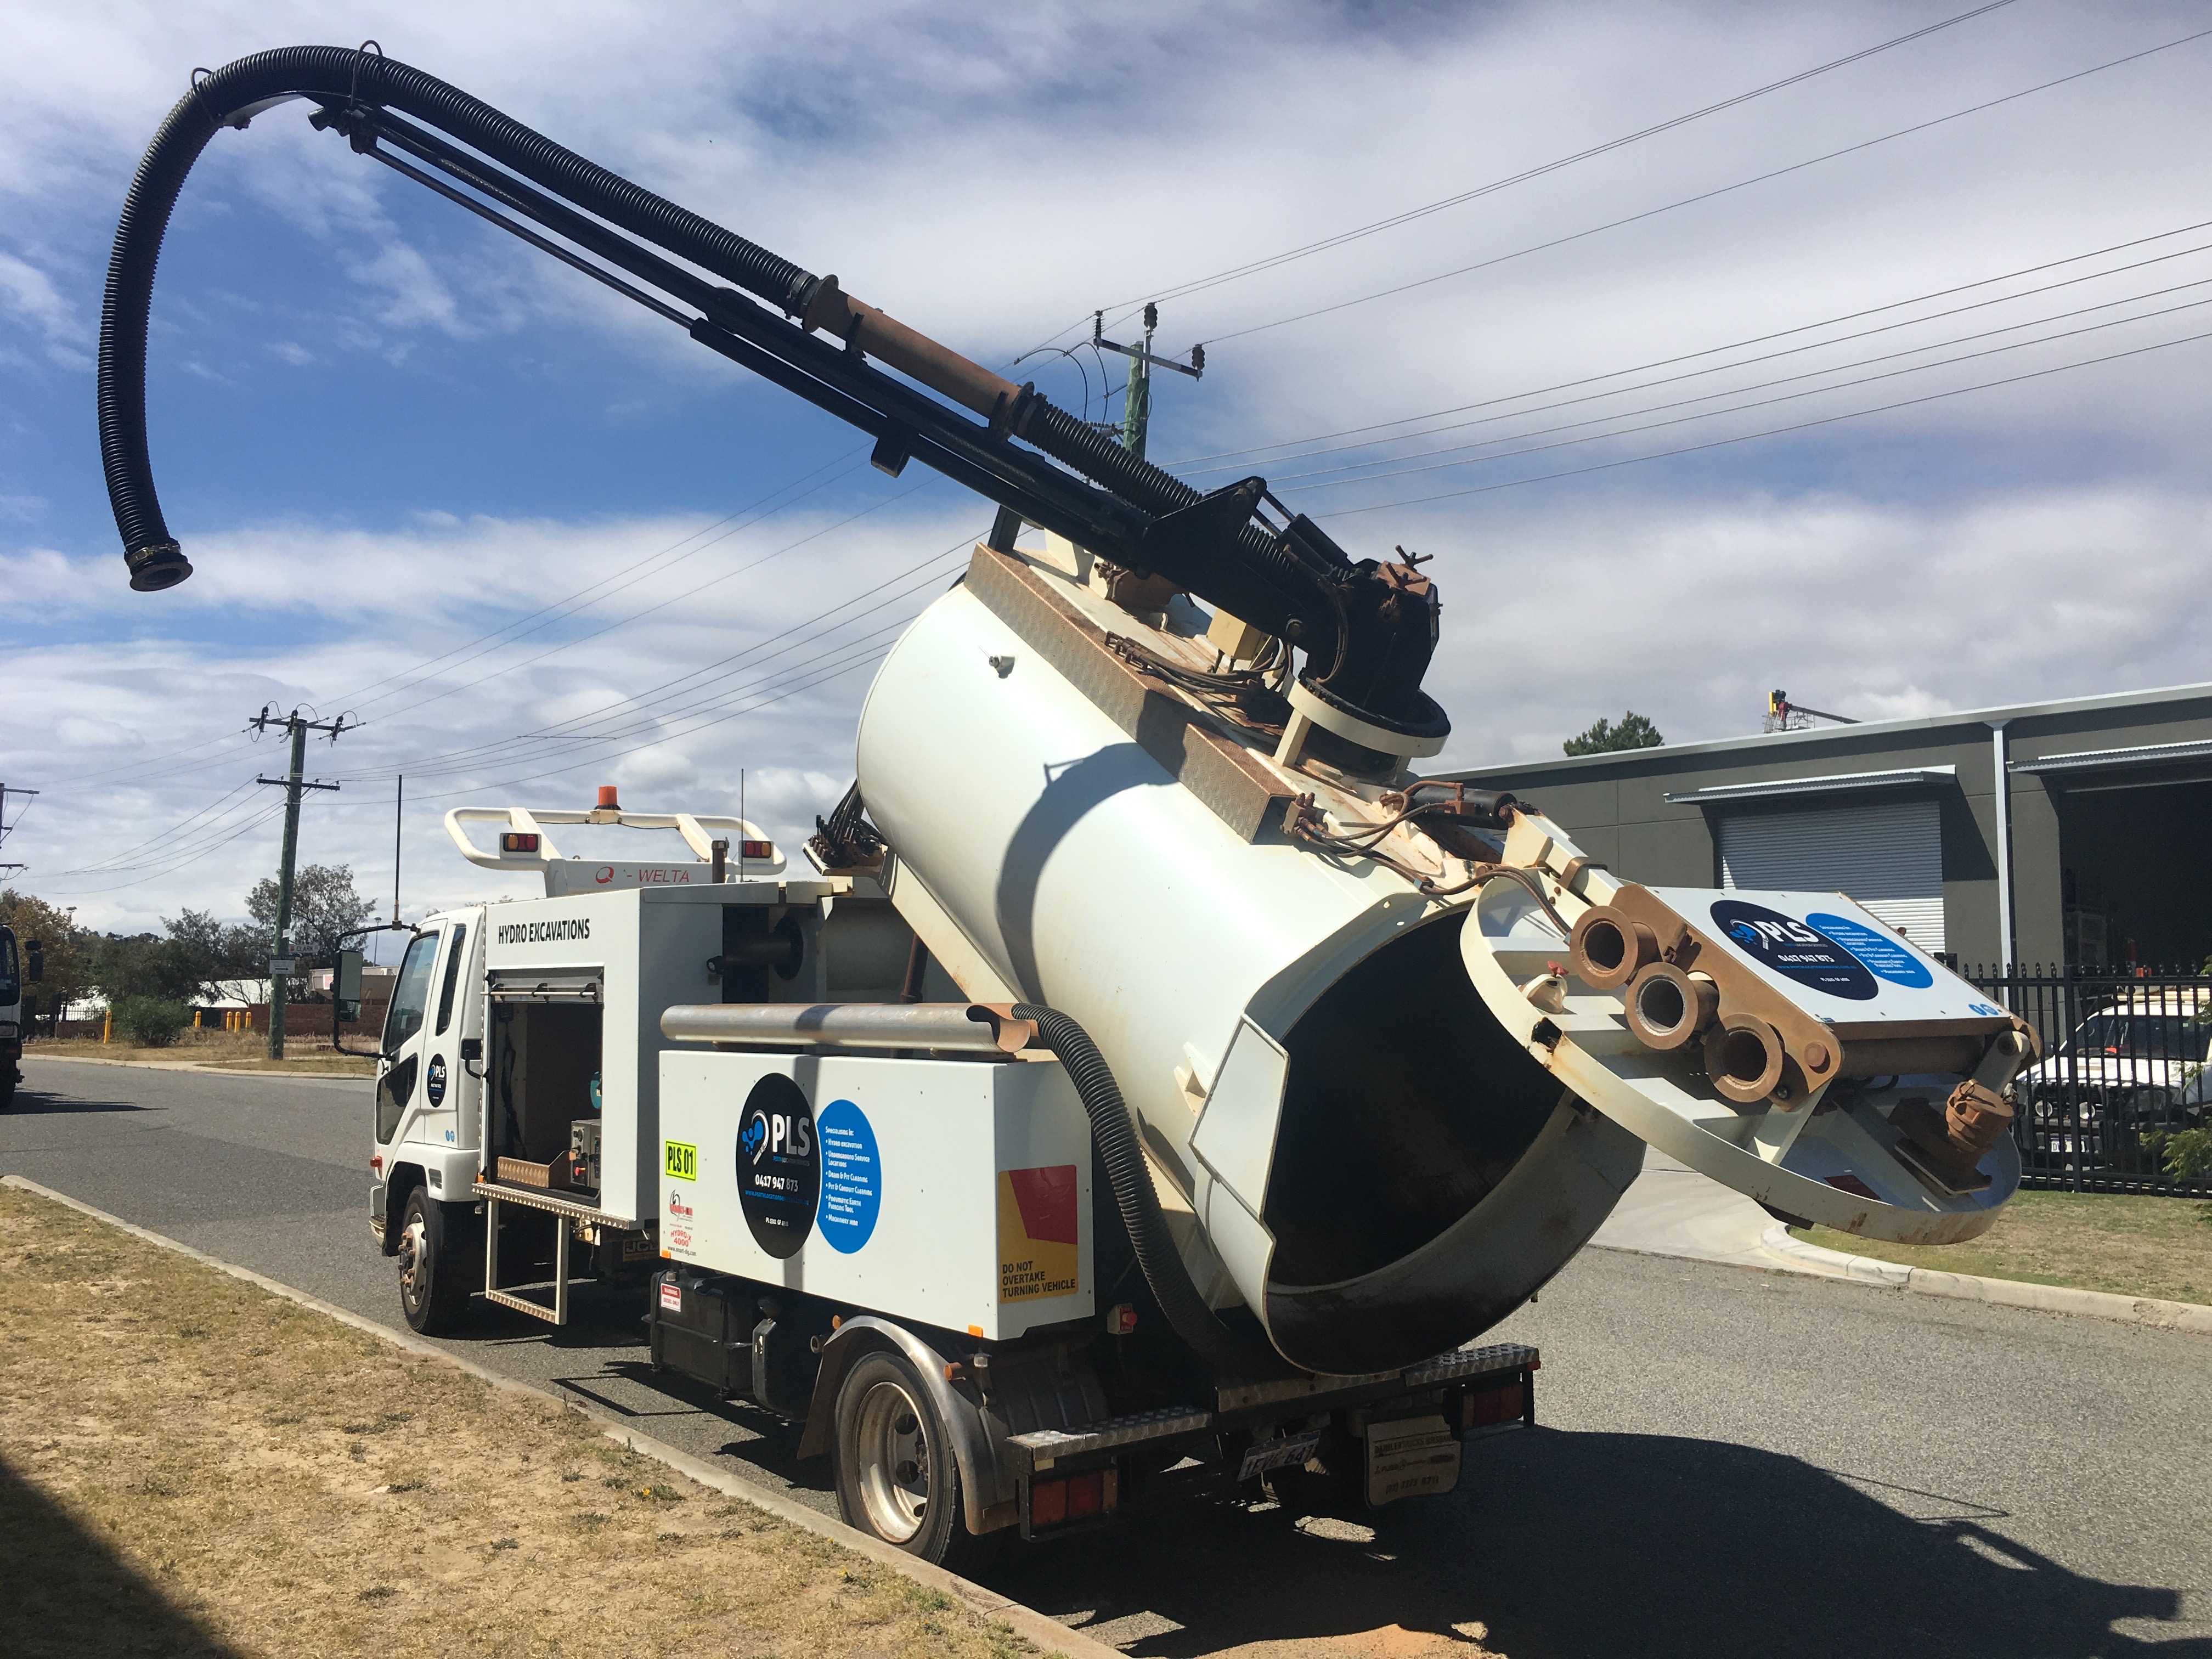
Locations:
855;570;1644;1375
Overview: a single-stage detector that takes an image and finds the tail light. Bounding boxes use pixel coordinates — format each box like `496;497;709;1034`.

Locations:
1464;1380;1525;1430
1029;1467;1118;1529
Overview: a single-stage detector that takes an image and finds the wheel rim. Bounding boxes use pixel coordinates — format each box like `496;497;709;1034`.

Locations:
852;1378;931;1543
398;1215;430;1310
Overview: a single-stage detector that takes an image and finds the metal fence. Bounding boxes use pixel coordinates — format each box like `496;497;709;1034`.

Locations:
1963;964;2211;1194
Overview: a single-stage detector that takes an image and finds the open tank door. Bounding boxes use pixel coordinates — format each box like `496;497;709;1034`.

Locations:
1461;811;2039;1246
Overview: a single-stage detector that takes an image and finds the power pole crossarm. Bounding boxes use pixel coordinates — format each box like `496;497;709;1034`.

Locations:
1092;304;1202;462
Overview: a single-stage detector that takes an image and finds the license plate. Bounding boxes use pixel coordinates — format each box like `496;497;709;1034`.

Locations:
1238;1430;1322;1483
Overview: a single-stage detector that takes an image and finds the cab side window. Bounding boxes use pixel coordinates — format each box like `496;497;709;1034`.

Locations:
382;933;439;1052
434;926;469;1037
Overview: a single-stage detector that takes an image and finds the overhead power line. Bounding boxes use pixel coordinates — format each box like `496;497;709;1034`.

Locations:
1167;216;2212;473
332;535;979;786
1186;25;2212;353
1316;321;2212;518
1110;1;2021;317
1262;279;2212;492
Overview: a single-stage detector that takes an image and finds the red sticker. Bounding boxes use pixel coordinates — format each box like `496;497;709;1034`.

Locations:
1006;1165;1078;1245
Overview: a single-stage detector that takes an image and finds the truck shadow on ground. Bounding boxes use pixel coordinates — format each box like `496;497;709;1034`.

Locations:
988;1428;2208;1658
0;1454;241;1659
5;1084;157;1115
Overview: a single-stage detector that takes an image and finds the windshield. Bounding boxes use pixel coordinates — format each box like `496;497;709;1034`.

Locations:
2063;1012;2207;1062
0;928;15;1002
382;933;439;1052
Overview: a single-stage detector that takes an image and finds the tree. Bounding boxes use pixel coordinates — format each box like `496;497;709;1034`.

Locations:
88;910;267;1007
0;890;91;1012
245;864;376;970
1563;710;1666;756
162;908;266;1003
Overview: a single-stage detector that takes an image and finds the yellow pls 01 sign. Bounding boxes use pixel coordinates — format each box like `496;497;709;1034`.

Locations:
664;1139;697;1181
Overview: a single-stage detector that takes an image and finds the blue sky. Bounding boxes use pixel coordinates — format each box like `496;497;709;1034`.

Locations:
6;1;2211;934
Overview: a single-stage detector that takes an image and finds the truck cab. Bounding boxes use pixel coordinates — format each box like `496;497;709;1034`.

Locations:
0;924;30;1109
369;907;488;1325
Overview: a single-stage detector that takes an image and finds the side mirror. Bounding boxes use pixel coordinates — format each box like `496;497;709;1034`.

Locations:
460;1036;483;1062
335;949;364;1023
25;941;42;983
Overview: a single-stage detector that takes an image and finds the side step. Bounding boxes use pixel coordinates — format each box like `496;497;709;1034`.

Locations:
472;1180;641;1327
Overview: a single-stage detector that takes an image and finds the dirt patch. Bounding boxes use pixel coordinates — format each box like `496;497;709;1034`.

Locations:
0;1184;1043;1658
1793;1189;2212;1305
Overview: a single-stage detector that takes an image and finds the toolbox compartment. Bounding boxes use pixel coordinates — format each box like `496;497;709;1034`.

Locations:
645;1268;755;1397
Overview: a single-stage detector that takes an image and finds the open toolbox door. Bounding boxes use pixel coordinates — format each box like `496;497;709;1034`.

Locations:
1460;812;2037;1245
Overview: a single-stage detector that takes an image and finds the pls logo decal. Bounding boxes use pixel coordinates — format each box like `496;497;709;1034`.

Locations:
736;1074;818;1260
1708;899;1877;1001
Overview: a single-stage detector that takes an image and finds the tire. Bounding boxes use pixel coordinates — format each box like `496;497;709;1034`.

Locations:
831;1348;1000;1573
396;1187;479;1336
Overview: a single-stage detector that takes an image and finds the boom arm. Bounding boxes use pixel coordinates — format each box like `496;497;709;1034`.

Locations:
97;45;1448;743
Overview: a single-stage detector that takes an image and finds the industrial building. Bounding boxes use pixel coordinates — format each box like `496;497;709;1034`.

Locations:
1446;682;2212;972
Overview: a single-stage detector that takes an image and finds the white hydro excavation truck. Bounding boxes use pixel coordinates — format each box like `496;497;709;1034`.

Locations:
99;47;2040;1568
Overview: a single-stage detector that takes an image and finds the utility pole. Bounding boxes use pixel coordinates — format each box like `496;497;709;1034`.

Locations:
1093;304;1203;460
251;706;349;1059
0;781;36;878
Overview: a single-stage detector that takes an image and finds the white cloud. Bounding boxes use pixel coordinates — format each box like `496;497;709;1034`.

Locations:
8;2;2212;936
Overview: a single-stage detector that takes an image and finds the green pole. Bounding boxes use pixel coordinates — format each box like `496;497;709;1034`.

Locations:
1119;323;1153;459
268;716;306;1060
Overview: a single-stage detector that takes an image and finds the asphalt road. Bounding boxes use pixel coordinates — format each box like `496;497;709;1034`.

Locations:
5;1055;2208;1658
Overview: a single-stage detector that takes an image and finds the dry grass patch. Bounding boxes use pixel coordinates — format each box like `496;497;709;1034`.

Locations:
0;1184;1045;1658
29;1036;374;1076
1792;1189;2212;1305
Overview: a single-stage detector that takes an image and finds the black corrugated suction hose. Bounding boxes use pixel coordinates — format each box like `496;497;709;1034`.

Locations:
1012;1002;1269;1380
99;44;819;590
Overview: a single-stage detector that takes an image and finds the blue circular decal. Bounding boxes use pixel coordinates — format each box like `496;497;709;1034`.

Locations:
1708;899;1878;1001
1805;912;1934;989
426;1053;448;1107
815;1098;882;1254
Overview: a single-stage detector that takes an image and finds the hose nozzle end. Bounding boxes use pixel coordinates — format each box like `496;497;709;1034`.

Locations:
126;540;191;592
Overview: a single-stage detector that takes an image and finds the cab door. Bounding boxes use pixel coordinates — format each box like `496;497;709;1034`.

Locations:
375;930;441;1154
407;919;477;1156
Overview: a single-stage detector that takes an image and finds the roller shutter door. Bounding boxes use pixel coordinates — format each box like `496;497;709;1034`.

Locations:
1718;797;1945;954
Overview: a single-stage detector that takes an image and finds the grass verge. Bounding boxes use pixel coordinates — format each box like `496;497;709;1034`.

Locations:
0;1184;1041;1658
1791;1189;2212;1305
27;1038;375;1076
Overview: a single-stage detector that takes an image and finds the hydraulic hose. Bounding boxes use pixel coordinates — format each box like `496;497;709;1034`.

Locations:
100;44;817;590
97;45;1446;734
1013;1002;1271;1380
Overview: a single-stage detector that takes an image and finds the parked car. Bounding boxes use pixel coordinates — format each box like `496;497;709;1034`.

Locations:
2021;991;2209;1166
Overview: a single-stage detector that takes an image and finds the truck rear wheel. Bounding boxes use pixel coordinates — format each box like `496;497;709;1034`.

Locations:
831;1348;998;1573
397;1187;478;1336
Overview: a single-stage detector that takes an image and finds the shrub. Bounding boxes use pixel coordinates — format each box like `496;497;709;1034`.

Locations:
114;996;190;1047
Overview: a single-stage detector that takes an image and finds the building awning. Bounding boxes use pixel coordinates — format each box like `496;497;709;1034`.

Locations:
2011;738;2212;775
1662;765;1956;805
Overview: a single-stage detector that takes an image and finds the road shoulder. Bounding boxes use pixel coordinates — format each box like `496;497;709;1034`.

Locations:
0;1173;1118;1659
1759;1220;2212;1334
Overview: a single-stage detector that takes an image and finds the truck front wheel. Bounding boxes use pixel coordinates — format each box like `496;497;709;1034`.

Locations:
397;1187;479;1336
831;1349;998;1573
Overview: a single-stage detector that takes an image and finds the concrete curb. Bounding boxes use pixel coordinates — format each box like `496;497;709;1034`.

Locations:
1757;1221;2212;1335
0;1174;1119;1659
